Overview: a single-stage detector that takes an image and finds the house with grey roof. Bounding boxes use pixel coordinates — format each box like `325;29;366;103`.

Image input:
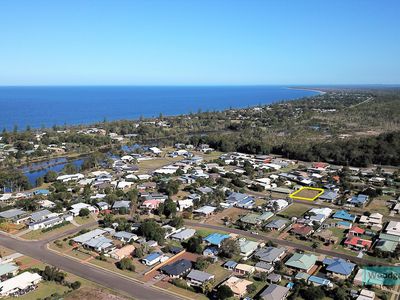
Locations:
255;261;274;273
30;209;53;222
171;228;196;241
113;231;138;243
186;269;214;287
254;247;287;263
0;208;28;224
265;219;288;231
29;215;63;230
73;228;106;244
83;236;114;253
193;205;216;216
112;200;130;210
260;283;290;300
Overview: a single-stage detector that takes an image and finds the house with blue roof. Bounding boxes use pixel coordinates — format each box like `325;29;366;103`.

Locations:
227;192;254;209
235;196;255;209
204;233;230;247
323;257;356;280
336;221;352;229
348;194;369;207
142;252;164;266
319;190;338;202
333;210;356;222
308;275;333;288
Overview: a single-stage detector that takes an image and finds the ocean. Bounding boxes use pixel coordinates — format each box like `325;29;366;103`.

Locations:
0;86;319;131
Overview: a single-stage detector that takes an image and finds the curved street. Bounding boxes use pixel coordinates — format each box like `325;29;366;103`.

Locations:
0;222;182;300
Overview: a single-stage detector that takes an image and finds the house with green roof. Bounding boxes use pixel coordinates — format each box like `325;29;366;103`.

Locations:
240;212;273;226
239;239;259;257
0;263;18;278
375;233;400;253
285;253;317;273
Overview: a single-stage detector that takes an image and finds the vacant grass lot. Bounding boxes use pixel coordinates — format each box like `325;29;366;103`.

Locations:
278;203;310;218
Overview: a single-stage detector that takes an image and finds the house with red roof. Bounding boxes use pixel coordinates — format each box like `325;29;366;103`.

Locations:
348;226;365;236
290;224;314;239
344;236;372;251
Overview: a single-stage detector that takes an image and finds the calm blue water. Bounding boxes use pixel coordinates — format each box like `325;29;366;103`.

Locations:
0;86;319;130
21;158;84;186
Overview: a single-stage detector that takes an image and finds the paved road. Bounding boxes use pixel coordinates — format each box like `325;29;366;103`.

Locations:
0;224;182;300
185;221;391;266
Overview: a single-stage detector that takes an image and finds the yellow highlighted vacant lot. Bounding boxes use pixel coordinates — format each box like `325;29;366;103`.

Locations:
289;187;324;201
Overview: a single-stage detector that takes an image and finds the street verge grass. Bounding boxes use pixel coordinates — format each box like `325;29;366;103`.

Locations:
21;222;76;240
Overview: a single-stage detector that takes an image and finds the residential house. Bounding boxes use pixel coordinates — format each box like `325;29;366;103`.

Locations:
359;213;383;229
254;247;287;264
234;263;255;276
385;221;400;236
240;212;274;226
223;261;238;270
96;201;109;211
142;252;164;266
83;236;114;253
0;209;28;224
322;257;356;280
222;276;253;298
112;200;130;211
160;259;192;278
348;194;369;207
56;173;84;182
319;190;339;202
0;263;18;280
69;203;98;217
290;224;314;238
113;231;138;243
259;284;290;300
186;270;215;287
308;275;333;288
204;233;230;247
268;199;289;212
177;199;194;211
239;239;259;257
255;262;274;274
110;244;135;260
332;210;356;223
344;236;372;251
266;273;282;284
0;272;42;297
307;207;333;224
193;206;216;217
265;219;288;231
357;289;376;300
171;228;196;242
30;209;54;222
285;253;317;273
73;228;104;242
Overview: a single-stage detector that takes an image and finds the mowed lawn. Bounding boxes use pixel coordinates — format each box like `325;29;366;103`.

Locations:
205;263;231;285
74;215;96;225
21;222;76;240
278;203;310;218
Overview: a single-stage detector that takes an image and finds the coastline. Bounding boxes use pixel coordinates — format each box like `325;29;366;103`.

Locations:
0;86;320;131
286;86;326;95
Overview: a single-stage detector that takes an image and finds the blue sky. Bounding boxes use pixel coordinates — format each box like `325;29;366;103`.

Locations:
0;1;399;85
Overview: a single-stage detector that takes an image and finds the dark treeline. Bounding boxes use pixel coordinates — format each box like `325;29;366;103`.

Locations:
192;131;400;167
274;131;400;167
